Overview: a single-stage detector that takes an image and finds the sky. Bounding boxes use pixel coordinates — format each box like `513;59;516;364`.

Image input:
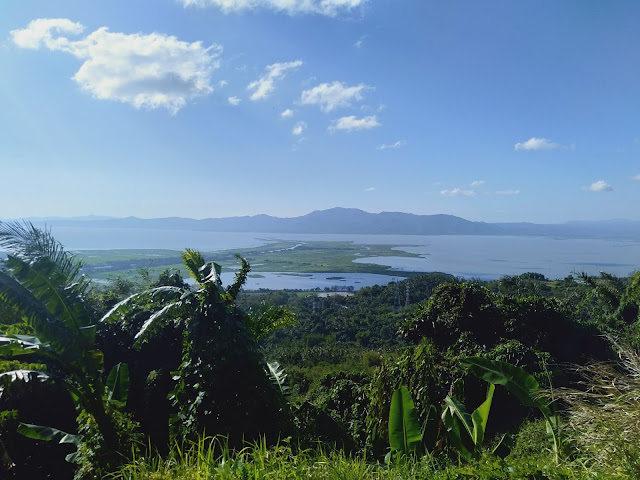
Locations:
1;0;639;223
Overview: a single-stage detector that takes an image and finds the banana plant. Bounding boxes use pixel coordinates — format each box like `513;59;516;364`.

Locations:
441;383;494;460
386;386;422;463
460;357;561;463
0;222;131;464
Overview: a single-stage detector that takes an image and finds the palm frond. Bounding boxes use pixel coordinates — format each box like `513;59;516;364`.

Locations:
0;222;88;294
181;249;206;283
7;255;92;332
244;302;297;340
0;270;76;355
227;255;250;300
266;361;290;396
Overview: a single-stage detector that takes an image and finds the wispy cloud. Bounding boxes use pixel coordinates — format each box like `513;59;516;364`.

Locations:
281;108;293;118
470;180;486;187
364;186;375;192
329;115;380;132
583;180;613;192
514;137;570;151
354;34;368;48
292;121;306;135
300;81;371;112
291;136;306;151
181;0;368;17
11;18;221;113
247;60;302;101
495;189;520;195
632;174;640;181
440;188;475;197
227;96;241;105
377;140;406;150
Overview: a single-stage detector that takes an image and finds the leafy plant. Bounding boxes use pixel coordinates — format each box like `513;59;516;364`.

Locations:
0;222;137;476
102;249;291;444
386;386;422;463
441;383;494;460
460;357;561;463
266;361;290;396
245;301;297;341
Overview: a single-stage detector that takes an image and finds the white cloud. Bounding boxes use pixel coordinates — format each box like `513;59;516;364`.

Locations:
281;108;293;118
11;18;85;49
292;121;306;135
632;174;640;181
300;81;371;112
377;140;406;150
11;19;221;113
228;96;241;105
247;60;302;101
495;189;520;195
354;35;368;48
470;180;486;187
584;180;613;192
514;137;564;151
329;115;380;132
218;80;228;87
181;0;367;17
364;187;375;192
440;188;476;197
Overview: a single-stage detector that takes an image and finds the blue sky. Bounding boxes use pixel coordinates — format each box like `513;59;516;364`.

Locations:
1;0;639;223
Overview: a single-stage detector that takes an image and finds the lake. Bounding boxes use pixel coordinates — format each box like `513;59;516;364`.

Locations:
39;226;640;289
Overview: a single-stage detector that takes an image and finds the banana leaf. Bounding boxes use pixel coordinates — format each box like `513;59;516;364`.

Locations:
460;357;547;412
441;400;473;460
471;383;494;446
0;369;49;392
0;335;53;357
106;362;130;405
388;386;422;456
17;423;80;464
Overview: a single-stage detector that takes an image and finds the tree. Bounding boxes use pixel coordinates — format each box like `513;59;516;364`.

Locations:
103;250;291;444
0;222;136;478
400;282;502;349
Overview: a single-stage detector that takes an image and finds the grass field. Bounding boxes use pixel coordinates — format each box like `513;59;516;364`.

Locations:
76;241;424;282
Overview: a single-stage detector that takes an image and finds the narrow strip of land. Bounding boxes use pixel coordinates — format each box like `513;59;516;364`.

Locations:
76;241;424;281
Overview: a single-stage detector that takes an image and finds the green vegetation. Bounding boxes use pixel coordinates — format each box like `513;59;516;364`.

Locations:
3;223;640;479
76;241;423;280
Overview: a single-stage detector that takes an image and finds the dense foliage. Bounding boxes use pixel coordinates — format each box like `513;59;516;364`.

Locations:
2;223;640;479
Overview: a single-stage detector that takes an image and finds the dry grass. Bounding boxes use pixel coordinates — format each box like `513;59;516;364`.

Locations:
557;342;640;478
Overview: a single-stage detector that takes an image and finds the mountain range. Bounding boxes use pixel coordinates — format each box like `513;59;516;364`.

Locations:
11;208;640;238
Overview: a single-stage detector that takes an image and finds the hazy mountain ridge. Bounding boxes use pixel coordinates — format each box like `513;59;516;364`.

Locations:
10;208;640;238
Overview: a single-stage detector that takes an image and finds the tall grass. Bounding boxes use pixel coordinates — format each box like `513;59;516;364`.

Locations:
112;435;585;480
115;436;393;480
557;343;640;479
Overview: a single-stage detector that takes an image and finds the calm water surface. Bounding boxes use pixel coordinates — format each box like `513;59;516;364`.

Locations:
42;226;640;289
